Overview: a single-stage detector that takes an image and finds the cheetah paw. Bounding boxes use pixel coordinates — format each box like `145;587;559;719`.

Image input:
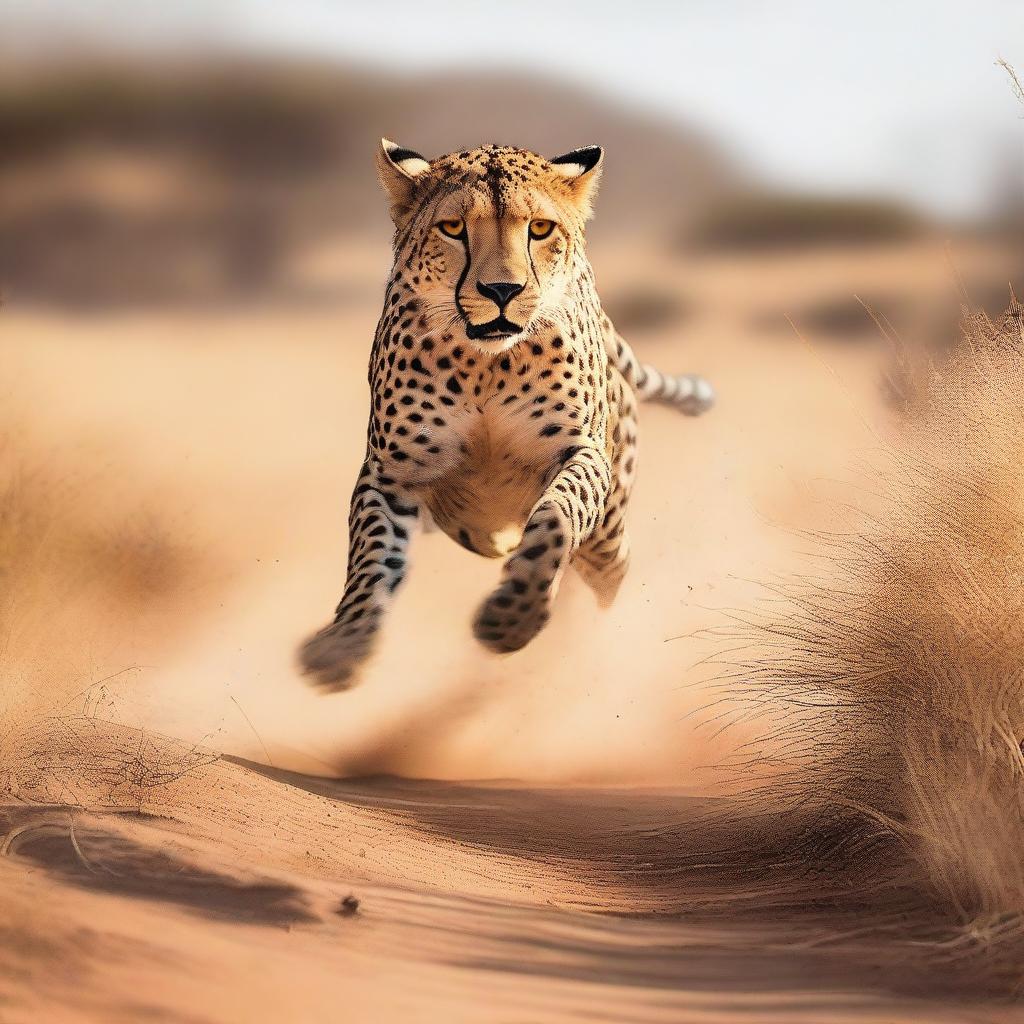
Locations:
298;620;376;692
472;581;553;654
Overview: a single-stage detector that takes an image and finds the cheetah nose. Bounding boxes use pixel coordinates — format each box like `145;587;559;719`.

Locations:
476;281;524;308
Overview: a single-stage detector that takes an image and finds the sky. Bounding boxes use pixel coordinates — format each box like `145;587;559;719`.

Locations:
3;0;1023;216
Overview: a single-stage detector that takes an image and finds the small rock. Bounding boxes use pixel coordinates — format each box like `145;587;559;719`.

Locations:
336;895;360;917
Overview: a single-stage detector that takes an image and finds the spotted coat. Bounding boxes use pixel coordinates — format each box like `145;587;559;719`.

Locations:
301;142;714;689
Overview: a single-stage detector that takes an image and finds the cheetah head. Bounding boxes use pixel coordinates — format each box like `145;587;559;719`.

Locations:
376;140;603;353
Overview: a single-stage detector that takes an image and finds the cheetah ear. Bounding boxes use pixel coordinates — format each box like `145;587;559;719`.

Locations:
376;138;431;223
550;146;604;218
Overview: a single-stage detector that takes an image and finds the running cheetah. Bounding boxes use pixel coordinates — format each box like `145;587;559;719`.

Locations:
301;140;714;690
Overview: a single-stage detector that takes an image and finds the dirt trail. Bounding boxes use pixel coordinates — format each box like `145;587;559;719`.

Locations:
3;738;1019;1024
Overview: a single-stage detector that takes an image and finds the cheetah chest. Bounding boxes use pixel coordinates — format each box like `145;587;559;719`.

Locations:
422;357;604;557
418;397;558;558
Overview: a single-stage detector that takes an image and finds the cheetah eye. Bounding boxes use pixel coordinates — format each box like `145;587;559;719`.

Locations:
528;219;555;240
437;218;465;238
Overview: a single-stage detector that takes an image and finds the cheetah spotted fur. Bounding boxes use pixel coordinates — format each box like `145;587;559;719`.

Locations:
301;140;714;690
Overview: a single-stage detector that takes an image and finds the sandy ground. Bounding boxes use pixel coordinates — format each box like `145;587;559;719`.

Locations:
4;750;1022;1024
2;236;1021;1021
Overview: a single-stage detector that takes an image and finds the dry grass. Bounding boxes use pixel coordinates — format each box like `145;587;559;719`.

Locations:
706;299;1024;991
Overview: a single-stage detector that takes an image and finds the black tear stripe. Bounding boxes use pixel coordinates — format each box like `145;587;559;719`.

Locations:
527;231;540;292
453;227;473;328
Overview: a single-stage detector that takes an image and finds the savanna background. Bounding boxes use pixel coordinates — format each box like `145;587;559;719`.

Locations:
2;2;1024;1021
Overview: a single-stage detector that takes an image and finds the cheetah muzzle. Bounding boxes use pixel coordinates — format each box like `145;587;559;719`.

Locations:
299;139;714;691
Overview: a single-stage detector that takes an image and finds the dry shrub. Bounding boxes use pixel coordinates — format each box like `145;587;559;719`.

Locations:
710;299;1024;986
2;692;217;811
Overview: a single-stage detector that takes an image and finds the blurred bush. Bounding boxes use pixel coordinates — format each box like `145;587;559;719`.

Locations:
0;65;354;308
0;60;738;310
749;292;905;341
687;194;925;251
601;287;692;334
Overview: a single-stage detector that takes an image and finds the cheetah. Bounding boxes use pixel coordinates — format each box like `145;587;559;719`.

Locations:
301;140;714;690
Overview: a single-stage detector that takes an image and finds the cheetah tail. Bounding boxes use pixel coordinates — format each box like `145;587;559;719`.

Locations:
610;330;715;416
633;362;715;417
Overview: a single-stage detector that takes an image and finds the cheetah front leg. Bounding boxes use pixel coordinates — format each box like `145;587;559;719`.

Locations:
473;445;612;654
300;458;418;690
